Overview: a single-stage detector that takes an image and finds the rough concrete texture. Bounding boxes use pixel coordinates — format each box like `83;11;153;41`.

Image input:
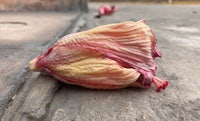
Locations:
0;12;79;119
1;3;200;121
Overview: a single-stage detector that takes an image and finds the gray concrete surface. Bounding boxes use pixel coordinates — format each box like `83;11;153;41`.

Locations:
0;12;80;119
1;3;200;121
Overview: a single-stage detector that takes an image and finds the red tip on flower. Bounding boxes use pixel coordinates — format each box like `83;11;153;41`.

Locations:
152;76;168;92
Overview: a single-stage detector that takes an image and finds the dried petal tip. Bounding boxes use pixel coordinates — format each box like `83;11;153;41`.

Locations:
152;76;168;92
29;58;38;71
153;49;161;59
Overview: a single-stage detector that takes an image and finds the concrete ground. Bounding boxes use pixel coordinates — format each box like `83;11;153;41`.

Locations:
0;12;80;120
1;3;200;121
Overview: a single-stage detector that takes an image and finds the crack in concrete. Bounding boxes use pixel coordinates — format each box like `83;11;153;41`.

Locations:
0;13;86;121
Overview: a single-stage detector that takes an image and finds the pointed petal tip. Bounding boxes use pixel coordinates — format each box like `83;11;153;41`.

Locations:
29;58;38;71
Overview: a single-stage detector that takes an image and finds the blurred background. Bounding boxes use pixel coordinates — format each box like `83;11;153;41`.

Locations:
0;0;200;12
0;0;88;11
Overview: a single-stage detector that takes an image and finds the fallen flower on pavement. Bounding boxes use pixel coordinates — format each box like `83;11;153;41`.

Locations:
95;5;116;18
29;20;168;91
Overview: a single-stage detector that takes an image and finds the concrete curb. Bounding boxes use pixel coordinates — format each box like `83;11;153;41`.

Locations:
1;13;86;121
